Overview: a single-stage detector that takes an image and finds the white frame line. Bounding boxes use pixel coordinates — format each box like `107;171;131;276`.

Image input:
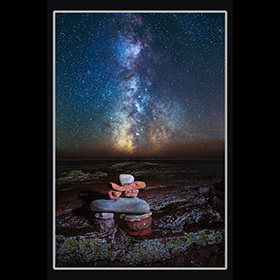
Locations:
52;10;228;270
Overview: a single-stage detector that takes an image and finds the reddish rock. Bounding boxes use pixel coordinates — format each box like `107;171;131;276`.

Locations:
56;199;85;217
127;226;152;236
121;212;152;222
108;189;139;199
109;181;146;192
126;217;152;232
108;190;122;199
120;212;152;232
122;190;139;198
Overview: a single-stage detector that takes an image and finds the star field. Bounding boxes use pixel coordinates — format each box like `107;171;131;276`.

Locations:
55;12;225;157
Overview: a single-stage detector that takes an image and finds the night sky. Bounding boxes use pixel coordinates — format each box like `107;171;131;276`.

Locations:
55;12;225;157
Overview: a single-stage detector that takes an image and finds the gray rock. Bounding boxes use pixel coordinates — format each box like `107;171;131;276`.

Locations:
119;174;134;186
90;197;150;214
92;217;115;232
94;212;114;219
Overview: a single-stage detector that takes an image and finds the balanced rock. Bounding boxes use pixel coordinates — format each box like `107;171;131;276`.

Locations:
94;212;114;219
123;189;139;198
126;219;152;232
119;174;134;186
109;181;146;192
120;212;152;232
92;217;115;232
92;212;115;232
90;197;150;214
108;189;139;199
108;190;122;199
120;212;152;222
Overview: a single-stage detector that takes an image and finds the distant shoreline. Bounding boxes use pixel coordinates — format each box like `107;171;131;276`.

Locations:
56;156;225;162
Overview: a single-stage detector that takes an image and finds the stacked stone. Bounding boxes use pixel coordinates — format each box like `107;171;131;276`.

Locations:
92;212;115;232
119;212;152;236
108;174;146;199
90;174;152;236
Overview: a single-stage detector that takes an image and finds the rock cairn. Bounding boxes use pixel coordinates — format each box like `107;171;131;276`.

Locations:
90;174;152;236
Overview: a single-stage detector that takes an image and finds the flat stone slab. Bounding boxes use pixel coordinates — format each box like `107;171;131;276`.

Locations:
90;197;150;214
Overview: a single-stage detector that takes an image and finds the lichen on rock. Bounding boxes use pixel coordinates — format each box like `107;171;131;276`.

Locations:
56;229;224;267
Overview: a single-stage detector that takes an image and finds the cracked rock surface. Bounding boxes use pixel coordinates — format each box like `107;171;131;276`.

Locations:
55;157;225;267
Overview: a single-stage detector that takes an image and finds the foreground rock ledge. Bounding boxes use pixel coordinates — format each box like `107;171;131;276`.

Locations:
56;228;224;267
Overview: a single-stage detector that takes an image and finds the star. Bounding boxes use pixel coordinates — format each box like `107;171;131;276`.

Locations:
55;12;225;157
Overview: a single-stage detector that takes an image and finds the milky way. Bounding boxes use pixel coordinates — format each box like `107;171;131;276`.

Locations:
55;12;225;157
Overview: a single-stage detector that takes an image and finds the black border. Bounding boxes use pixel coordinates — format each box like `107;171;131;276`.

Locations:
47;1;233;279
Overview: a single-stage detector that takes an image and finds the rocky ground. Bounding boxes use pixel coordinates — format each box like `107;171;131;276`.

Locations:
55;157;225;268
